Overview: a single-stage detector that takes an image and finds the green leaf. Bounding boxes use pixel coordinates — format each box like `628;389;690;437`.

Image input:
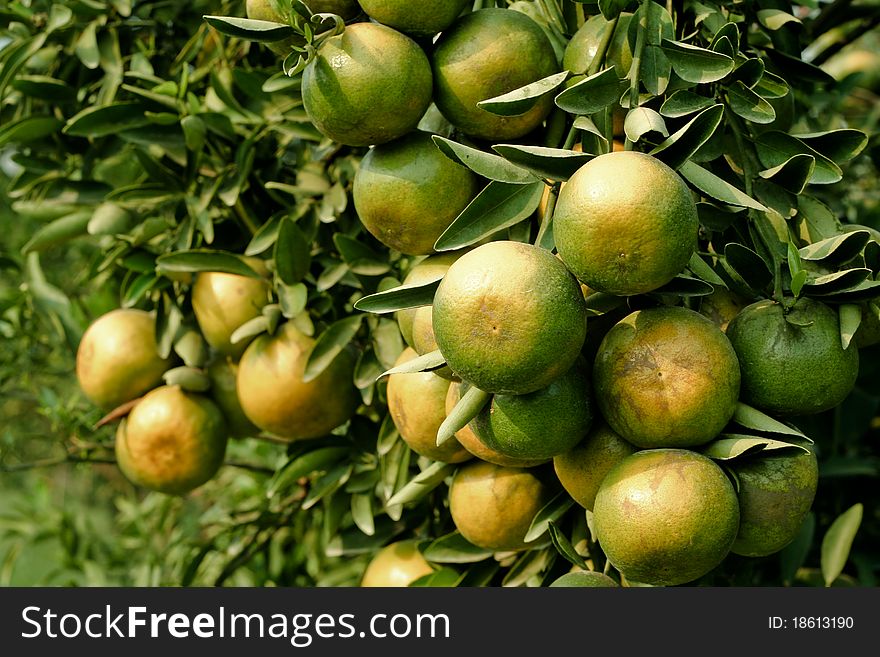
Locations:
333;234;390;277
554;68;624;115
230;315;270;347
798;230;871;265
409;568;460;587
649;104;724;170
623;107;668;143
688;253;727;287
730;58;765;87
524;492;575;543
757;9;801;30
792;130;868;165
660;39;734;83
0;116;63;146
723;243;773;293
64;102;150;138
630;0;674;95
423;531;494;564
780;513;815;586
803;268;872;296
181;115;207;153
437;386;491;447
21;211;91;253
547;522;588;569
492;144;592;181
303;315;362;383
354;279;440;314
163;366;212;393
156;250;262;278
679;161;767;211
432;136;537;184
650;274;715;297
379;349;447;379
839;304;862;350
11;75;77;102
790;270;808;298
754;71;790;99
758;154;815;195
659;90;715;118
726;81;776;124
350;493;375;536
702;435;810;461
598;0;633;21
266;445;351;497
386;462;456;508
821;503;863;587
809;280;880;303
434;181;544;252
203;16;296;42
764;48;834;86
274;217;311;285
502;548;554;587
302;463;353;510
755;131;842;185
478;71;569;117
732;402;808;439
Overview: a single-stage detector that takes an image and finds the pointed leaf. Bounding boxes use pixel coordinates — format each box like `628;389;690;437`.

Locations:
679;161;767;211
821;503;863;587
793;130;868;165
547;522;588;570
724;243;773;292
0;116;63;146
432;137;536;184
64;102;150;137
726;80;777;124
302;315;362;383
755;131;842;185
839;304;862;350
437;386;491;447
203;16;295;41
355;279;440;314
759;154;815;194
799;231;871;265
423;531;494;564
659;90;715;118
702;435;810;461
386;462;456;508
478;71;569;117
554;68;624;115
732;402;808;439
266;446;350;498
810;280;880;303
649;104;724;170
274;217;310;285
524;492;575;543
156;250;262;278
803;268;871;295
650;274;715;297
492;144;592;181
624;107;668;143
378;349;447;379
660;39;734;83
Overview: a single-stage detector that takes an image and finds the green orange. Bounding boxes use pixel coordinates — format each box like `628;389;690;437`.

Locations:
358;0;469;38
206;357;259;438
554;151;699;296
726;298;859;415
593;306;740;448
593;449;740;586
353;131;479;256
563;13;633;78
301;22;433;146
432;9;559;140
432;241;587;395
549;571;619;587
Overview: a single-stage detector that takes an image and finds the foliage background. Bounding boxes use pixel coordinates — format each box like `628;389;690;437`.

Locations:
1;0;879;586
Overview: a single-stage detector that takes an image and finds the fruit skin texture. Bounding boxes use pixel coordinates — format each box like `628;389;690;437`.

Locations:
449;461;550;552
470;363;593;461
549;571;619;587
115;385;227;495
432;241;587;395
353;132;479;256
554;151;698;296
432;9;559;140
730;444;819;558
726;298;859;416
386;348;471;463
396;253;462;348
593;449;740;586
361;540;435;587
593;306;740;448
236;322;359;440
445;383;546;468
206;357;259;438
553;421;636;510
76;308;174;410
301;22;433;147
563;13;633;78
191;260;270;359
410;305;456;381
358;0;469;38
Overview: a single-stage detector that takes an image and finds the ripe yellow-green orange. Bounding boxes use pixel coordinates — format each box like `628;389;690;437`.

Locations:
469;363;593;461
594;449;739;586
594;306;740;448
236;322;359;440
301;22;432;146
445;383;546;468
361;540;434;587
432;241;587;395
206;357;259;438
730;443;819;557
549;571;619;587
115;385;227;495
553;421;636;510
554;151;699;296
76;308;174;410
386;348;471;463
563;13;633;78
191;259;271;359
449;461;550;552
353;131;479;255
699;287;748;332
410;305;456;381
396;253;463;348
432;9;559;140
246;1;361;56
358;0;469;38
726;298;859;415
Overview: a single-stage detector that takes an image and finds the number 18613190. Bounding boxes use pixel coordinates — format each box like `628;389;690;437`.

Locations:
769;616;854;630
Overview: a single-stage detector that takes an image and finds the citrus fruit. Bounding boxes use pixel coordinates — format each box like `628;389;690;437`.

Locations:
432;9;559;140
549;571;619;587
699;287;748;332
854;302;880;348
236;322;359;440
76;308;174;409
726;298;859;415
301;22;433;147
245;0;302;57
396;253;463;348
469;362;593;461
432;241;587;395
445;383;546;468
410;305;456;381
352;131;479;255
563;13;633;78
593;306;740;448
115;385;227;495
448;461;550;552
386;348;471;463
593;449;740;586
361;540;435;587
730;442;819;557
206;357;259;438
358;0;469;38
553;421;636;510
554;151;699;296
191;258;271;359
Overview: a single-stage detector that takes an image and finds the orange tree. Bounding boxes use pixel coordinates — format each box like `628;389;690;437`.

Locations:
0;0;878;586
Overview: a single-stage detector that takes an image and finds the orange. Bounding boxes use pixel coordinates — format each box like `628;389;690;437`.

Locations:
563;13;633;78
358;0;469;38
396;253;463;348
206;357;259;438
549;571;618;587
361;540;434;587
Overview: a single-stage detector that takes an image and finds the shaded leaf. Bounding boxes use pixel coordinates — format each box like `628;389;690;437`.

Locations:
274;217;311;285
156;250;262;278
679;161;767;211
660;39;734;83
793;130;868;165
492;144;592;181
649;104;724;170
355;279;440;314
547;522;588;569
524;492;575;543
432;136;536;184
423;531;494;564
732;402;808;439
203;15;295;42
798;230;871;264
64;102;150;137
624;107;668;143
726;80;776;124
821;504;863;587
478;71;569;117
659;90;715;118
804;268;871;295
650;274;714;297
555;67;624;115
758;154;815;194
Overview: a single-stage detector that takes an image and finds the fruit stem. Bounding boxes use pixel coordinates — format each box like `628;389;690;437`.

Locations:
625;0;650;151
